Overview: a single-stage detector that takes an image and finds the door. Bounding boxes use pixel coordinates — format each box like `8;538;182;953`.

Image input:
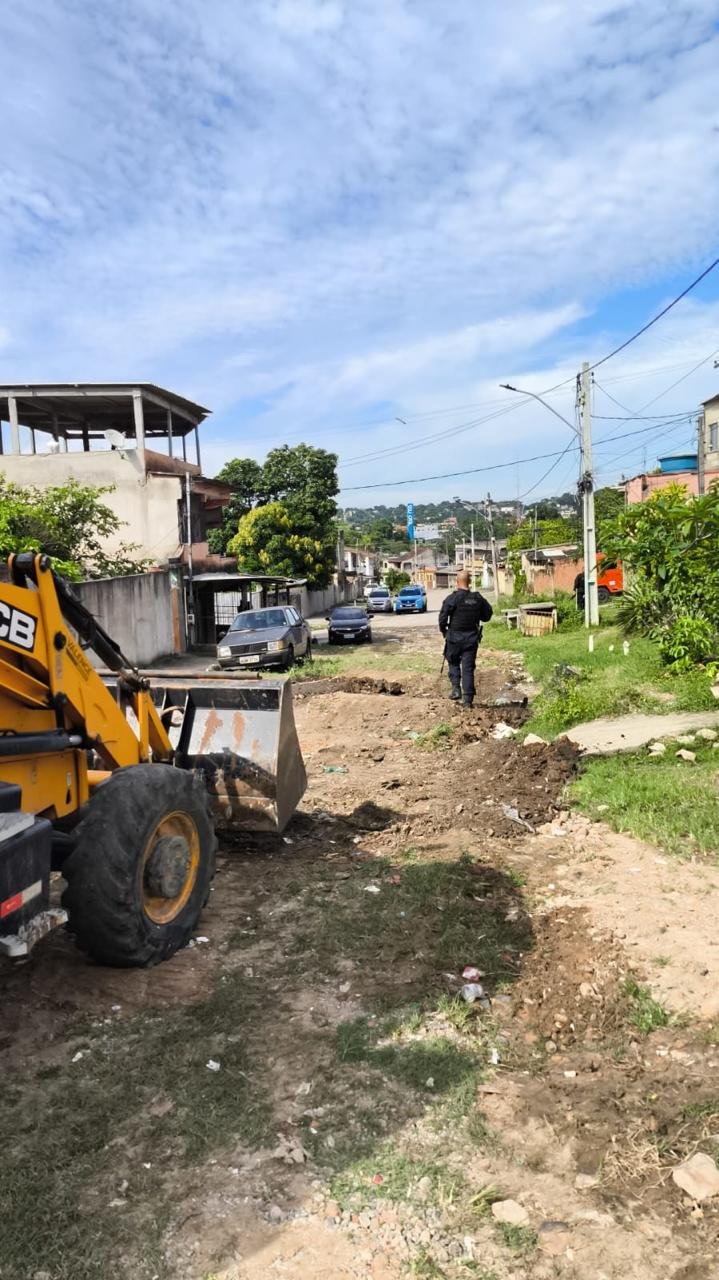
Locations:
285;607;306;652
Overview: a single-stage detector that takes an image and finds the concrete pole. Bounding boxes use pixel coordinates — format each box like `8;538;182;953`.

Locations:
470;522;476;590
132;389;146;452
697;413;706;496
194;426;202;472
8;395;20;453
580;361;599;627
486;493;499;597
167;407;174;458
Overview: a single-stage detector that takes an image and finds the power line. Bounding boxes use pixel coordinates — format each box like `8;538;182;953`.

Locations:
587;254;719;373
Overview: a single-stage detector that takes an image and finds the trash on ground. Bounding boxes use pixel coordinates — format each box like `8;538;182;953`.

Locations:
672;1152;719;1202
501;804;534;832
461;982;485;1003
206;1059;221;1072
492;721;517;740
323;765;349;774
363;884;381;894
676;749;696;763
462;965;483;980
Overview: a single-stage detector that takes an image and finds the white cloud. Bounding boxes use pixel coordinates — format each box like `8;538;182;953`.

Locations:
0;0;718;499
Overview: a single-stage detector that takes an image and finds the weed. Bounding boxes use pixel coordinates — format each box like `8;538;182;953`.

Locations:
621;976;671;1034
336;1017;481;1094
407;1250;448;1278
435;992;474;1033
652;955;670;967
570;743;719;858
412;722;454;750
504;867;526;888
498;1224;538;1253
330;1149;459;1208
680;1098;719;1120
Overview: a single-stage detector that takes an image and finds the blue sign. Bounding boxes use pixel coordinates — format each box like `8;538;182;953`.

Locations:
406;502;415;540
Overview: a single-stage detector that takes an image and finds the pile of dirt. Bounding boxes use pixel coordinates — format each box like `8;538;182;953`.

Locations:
295;675;405;698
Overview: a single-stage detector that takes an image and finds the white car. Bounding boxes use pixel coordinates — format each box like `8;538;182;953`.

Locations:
366;586;393;614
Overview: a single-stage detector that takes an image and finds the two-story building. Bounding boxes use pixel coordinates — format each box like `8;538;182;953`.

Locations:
0;383;233;571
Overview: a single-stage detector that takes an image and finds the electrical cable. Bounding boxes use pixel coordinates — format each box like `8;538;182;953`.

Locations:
586;255;719;373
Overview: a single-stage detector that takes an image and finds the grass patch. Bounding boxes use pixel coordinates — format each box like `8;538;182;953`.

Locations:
408;1251;449;1277
329;1148;461;1209
484;621;716;738
0;972;271;1280
498;1224;538;1253
412;722;454;750
621;976;671;1034
569;741;719;857
336;1016;481;1094
292;643;437;681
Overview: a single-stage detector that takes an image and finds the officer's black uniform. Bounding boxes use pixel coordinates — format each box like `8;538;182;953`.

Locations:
439;587;493;706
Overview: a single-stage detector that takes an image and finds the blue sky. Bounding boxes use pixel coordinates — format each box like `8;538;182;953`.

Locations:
1;0;719;504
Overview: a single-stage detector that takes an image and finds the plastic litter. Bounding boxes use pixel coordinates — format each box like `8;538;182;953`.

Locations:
323;765;348;774
501;804;534;832
462;966;483;981
492;721;517;740
206;1059;221;1072
461;982;485;1003
363;884;381;894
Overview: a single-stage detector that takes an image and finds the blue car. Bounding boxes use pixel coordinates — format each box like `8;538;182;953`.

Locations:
394;584;428;614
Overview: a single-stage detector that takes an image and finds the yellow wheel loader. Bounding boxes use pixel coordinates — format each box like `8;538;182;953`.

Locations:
0;553;306;966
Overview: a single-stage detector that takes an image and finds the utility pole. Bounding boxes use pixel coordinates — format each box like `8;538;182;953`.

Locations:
697;412;706;496
579;362;599;627
185;469;195;646
485;493;499;597
470;522;476;590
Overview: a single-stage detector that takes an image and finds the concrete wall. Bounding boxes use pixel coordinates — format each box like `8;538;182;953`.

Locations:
74;571;185;667
290;581;360;618
623;469;719;504
0;449;184;563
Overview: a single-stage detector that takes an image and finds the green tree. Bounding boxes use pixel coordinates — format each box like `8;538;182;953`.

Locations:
0;478;148;580
593;486;625;546
384;568;410;593
208;457;264;554
228;501;335;588
604;483;719;667
507;516;579;551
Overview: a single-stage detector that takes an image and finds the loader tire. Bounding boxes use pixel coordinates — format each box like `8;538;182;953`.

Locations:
62;764;216;967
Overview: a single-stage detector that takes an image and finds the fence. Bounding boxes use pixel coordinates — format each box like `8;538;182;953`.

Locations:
74;570;185;667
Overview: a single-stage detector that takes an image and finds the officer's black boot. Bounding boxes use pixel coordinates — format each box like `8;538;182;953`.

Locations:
449;686;461;702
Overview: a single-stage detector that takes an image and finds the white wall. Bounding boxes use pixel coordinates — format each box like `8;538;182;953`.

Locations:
74;570;185;666
0;450;183;564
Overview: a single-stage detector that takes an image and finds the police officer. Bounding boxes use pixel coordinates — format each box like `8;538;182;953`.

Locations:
439;570;493;708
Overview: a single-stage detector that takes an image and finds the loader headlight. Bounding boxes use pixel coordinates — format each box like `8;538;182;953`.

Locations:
267;639;286;652
218;646;232;657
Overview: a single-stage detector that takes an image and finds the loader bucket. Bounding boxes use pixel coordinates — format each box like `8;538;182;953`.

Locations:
151;678;307;833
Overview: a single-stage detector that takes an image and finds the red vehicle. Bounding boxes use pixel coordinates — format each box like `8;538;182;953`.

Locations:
575;557;623;606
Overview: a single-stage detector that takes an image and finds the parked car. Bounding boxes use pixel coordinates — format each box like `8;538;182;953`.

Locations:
394;584;427;614
327;606;373;644
366;585;393;614
217;605;312;670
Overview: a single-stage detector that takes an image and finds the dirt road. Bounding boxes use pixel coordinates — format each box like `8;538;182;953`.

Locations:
1;627;718;1280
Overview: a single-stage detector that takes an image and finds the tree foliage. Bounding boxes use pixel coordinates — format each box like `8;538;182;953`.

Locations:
228;501;335;588
210;444;339;587
0;479;148;580
507;516;579;551
604;483;719;668
384;568;410;593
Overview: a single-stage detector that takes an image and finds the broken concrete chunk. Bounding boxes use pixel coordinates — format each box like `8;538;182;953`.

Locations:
696;727;718;741
491;1199;529;1226
672;1152;719;1202
675;749;696;763
648;741;666;755
523;733;547;746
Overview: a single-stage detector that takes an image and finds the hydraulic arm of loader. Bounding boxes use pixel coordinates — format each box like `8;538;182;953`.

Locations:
0;554;307;965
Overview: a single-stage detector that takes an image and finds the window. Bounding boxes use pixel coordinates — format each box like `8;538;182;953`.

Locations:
710;422;718;452
286;608;300;624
